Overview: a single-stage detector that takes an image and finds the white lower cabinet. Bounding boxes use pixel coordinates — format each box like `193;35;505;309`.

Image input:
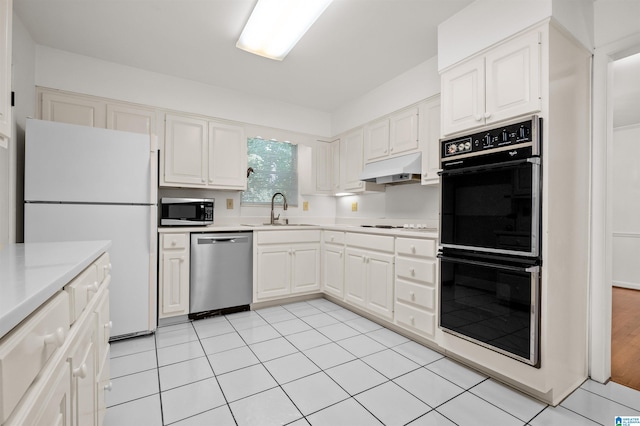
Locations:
158;233;190;319
344;233;394;320
394;237;438;338
255;230;321;302
322;231;345;298
1;251;111;426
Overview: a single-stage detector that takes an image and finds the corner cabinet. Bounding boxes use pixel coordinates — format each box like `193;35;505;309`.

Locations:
158;233;190;319
339;129;383;194
419;96;441;185
162;113;246;190
441;29;541;136
255;230;321;302
0;0;12;145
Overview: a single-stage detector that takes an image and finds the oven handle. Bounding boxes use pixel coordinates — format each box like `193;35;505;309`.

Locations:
439;157;540;176
437;253;540;274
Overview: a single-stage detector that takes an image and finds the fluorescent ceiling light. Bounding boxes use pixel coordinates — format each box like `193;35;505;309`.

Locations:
237;0;333;61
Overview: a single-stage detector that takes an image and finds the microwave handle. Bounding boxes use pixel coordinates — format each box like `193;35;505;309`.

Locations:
439;157;540;176
437;253;540;274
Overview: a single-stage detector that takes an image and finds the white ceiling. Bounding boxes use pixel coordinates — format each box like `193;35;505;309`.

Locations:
14;0;473;112
613;52;640;128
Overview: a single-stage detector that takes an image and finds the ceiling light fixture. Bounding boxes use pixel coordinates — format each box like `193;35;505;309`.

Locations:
236;0;333;61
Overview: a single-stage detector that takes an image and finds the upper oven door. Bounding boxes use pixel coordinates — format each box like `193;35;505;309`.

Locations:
440;158;541;257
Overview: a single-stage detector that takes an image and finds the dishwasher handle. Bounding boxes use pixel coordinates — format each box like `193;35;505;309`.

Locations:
196;236;249;245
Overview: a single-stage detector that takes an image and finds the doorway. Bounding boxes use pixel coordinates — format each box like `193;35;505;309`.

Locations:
610;52;640;391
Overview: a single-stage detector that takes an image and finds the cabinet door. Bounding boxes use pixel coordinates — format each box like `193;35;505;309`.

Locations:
389;107;419;156
94;286;110;376
344;248;367;308
364;119;390;163
331;139;340;194
315;143;332;193
420;97;441;185
256;246;291;300
291;244;320;294
323;245;344;298
69;326;96;426
441;56;485;136
208;121;247;189
341;129;365;191
159;250;189;318
163;114;207;186
0;0;12;143
485;30;541;125
107;103;156;136
41;91;107;128
366;252;394;320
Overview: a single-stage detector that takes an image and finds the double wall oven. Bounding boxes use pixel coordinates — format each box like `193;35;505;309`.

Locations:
438;115;542;367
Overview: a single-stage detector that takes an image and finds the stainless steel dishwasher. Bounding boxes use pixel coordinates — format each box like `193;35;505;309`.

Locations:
189;232;253;318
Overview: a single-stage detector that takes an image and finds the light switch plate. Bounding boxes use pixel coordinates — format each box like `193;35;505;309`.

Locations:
226;199;234;209
303;201;309;211
351;202;358;212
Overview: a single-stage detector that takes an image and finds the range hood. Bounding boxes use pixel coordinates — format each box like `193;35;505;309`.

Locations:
359;152;422;185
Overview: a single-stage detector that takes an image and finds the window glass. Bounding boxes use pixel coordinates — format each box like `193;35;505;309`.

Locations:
242;138;298;205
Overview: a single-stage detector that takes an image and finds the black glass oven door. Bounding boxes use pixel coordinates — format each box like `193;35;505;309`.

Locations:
439;254;540;366
440;158;541;257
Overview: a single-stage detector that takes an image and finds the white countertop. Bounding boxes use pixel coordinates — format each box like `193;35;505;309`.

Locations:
158;223;439;239
0;240;112;339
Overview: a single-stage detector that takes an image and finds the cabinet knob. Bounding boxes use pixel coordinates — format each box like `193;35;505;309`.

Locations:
409;291;415;301
409;267;415;276
411;245;416;254
330;236;335;242
104;382;113;392
73;363;88;379
87;281;99;293
484;112;492;119
475;115;483;121
390;147;394;152
171;241;176;246
43;327;65;348
410;316;415;325
201;178;206;182
383;149;388;153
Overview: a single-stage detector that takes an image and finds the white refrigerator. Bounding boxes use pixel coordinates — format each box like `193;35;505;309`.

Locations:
24;118;157;339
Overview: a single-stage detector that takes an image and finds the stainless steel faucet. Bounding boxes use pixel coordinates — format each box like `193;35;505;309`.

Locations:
270;192;288;224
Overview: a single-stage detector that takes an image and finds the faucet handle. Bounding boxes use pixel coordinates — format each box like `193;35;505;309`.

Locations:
274;213;280;221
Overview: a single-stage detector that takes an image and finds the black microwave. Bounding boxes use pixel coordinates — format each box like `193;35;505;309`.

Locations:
160;198;214;226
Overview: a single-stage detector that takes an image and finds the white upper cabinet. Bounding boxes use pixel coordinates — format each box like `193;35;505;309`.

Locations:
364;107;419;163
315;142;333;194
163;114;208;187
341;128;366;191
441;29;541;136
300;142;333;196
162;113;246;189
208;121;247;190
331;139;340;194
0;0;12;146
107;103;157;136
41;91;107;128
419;96;441;185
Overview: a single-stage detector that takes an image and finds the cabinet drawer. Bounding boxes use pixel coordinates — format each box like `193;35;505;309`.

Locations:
394;302;435;337
395;258;435;284
396;238;436;258
95;252;111;283
65;263;98;323
94;283;111;376
0;291;70;424
396;279;435;310
257;230;321;245
346;233;394;252
323;230;345;245
163;233;188;249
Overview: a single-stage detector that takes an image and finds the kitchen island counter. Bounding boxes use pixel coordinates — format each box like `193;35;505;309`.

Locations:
0;240;111;338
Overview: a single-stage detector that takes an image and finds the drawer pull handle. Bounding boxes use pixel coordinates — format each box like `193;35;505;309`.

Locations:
73;363;87;379
104;382;113;392
411;245;416;254
44;327;65;348
484;111;492;119
87;281;99;293
409;268;415;276
104;263;112;273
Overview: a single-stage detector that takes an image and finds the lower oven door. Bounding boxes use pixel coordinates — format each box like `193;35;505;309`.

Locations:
439;253;540;367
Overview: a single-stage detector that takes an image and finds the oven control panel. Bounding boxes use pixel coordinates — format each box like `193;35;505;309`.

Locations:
441;116;539;161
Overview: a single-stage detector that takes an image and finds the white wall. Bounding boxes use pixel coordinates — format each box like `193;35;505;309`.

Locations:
438;0;594;71
331;57;441;136
594;0;640;47
35;46;332;138
612;124;640;290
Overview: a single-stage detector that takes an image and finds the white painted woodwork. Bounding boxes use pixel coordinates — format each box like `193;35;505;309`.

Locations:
441;29;541;136
256;245;292;299
364;119;390;162
419;96;442;185
331;139;340;193
389;106;419;156
163;114;208;186
322;231;345;298
158;233;190;319
106;103;156;136
0;0;12;145
365;251;394;319
291;244;321;294
41;91;107;128
344;248;367;308
340;128;365;191
314;142;333;193
208;121;247;190
68;322;96;426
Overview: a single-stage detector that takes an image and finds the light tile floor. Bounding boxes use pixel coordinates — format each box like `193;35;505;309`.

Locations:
104;298;640;425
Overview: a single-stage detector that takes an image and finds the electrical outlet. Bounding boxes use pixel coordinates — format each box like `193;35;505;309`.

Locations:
303;201;309;211
226;199;234;209
351;202;358;212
